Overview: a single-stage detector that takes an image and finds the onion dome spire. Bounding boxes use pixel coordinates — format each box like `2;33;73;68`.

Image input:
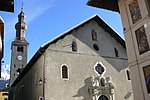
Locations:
15;2;27;40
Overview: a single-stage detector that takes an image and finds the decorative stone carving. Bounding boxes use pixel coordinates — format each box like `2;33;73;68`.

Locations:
89;76;114;97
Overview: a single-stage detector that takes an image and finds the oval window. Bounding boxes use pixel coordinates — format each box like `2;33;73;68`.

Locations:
93;44;99;51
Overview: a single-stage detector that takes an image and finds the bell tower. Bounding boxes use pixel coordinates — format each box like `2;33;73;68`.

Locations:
10;7;29;86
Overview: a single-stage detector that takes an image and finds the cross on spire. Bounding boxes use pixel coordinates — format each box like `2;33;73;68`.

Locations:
21;1;24;11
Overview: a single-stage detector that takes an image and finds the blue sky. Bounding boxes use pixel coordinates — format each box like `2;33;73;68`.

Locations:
0;0;123;79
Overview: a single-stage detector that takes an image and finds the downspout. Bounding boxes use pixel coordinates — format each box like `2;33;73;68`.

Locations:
38;48;45;100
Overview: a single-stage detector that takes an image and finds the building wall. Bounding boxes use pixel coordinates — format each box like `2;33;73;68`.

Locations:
44;21;133;100
10;43;28;86
13;55;44;100
0;90;8;100
118;0;150;99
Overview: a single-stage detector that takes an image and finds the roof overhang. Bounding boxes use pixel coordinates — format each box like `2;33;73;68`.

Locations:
87;0;119;12
0;0;14;12
0;16;4;60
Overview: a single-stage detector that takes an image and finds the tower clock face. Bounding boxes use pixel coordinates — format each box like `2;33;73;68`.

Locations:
17;55;22;61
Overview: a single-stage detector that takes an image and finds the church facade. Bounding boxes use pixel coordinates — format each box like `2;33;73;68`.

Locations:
10;15;133;100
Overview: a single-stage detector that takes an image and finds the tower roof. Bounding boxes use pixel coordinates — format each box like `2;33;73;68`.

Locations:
14;7;27;41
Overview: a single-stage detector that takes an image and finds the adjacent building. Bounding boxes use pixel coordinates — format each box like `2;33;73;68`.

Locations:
0;0;14;78
10;14;133;100
0;17;4;78
0;89;9;100
0;0;14;12
87;0;150;100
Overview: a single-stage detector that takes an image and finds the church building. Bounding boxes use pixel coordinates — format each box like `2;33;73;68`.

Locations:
10;8;29;86
9;11;133;100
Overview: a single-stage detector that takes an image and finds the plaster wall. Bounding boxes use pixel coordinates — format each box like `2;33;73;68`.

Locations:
13;55;44;100
118;0;150;99
44;21;132;100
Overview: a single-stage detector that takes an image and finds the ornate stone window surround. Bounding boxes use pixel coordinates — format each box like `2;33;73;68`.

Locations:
93;62;106;76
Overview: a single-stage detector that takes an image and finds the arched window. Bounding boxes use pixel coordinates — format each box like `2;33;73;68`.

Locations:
91;29;97;41
62;65;68;79
126;70;131;80
17;46;23;52
114;47;119;57
72;41;77;52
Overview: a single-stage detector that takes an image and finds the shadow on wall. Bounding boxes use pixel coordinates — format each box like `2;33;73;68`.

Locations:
124;89;133;100
73;77;93;100
72;29;128;72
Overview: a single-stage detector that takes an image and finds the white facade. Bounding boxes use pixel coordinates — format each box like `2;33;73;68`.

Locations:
118;0;150;99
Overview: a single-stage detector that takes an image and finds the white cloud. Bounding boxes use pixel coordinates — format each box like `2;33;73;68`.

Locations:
1;64;10;80
25;0;55;24
26;4;54;24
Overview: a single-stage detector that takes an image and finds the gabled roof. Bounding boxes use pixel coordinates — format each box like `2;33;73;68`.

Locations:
87;0;119;12
41;14;125;49
12;14;125;86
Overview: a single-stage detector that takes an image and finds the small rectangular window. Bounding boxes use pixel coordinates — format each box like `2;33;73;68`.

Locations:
2;93;8;96
126;70;131;80
114;48;119;57
91;29;97;41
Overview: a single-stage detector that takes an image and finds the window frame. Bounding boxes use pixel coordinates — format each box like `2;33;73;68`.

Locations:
126;69;131;80
93;62;106;76
17;46;24;52
72;41;77;52
61;64;69;80
114;47;119;57
91;29;97;41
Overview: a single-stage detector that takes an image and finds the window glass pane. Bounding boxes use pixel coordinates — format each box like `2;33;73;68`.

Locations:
114;48;119;57
62;65;68;78
17;46;23;52
126;70;131;80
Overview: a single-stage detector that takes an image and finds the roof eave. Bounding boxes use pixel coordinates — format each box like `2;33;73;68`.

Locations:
0;0;14;12
87;0;120;13
0;16;4;60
